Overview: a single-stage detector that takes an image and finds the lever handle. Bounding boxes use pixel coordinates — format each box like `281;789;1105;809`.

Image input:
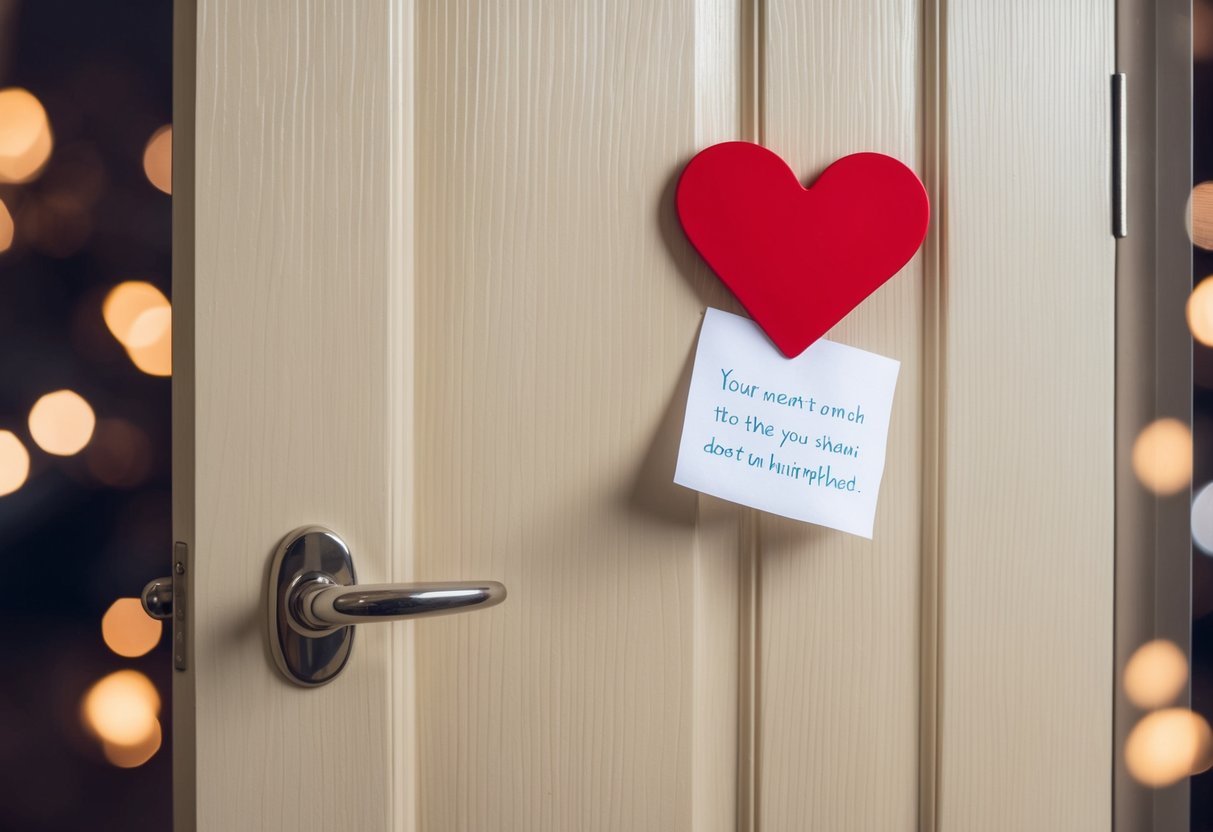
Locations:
269;526;507;686
292;578;506;631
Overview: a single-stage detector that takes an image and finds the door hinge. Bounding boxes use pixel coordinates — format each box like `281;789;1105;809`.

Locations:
1112;72;1127;238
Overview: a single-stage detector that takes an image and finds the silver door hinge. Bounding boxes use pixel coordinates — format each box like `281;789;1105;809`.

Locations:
1112;72;1127;238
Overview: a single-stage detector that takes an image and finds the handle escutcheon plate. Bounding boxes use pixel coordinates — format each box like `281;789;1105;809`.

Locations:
268;526;358;687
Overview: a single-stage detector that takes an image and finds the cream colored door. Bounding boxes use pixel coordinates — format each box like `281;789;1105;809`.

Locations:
173;0;1114;830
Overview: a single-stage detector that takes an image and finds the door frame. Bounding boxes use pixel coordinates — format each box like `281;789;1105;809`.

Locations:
171;0;197;828
1114;0;1193;828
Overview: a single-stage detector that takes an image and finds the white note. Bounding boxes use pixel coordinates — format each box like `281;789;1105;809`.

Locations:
674;307;900;538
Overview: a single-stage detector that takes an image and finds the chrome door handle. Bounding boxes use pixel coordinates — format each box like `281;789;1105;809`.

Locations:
269;526;506;686
293;579;505;631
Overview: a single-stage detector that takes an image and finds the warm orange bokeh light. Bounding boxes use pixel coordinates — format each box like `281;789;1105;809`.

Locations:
80;670;161;747
103;718;162;768
1190;277;1213;347
0;87;53;184
142;125;172;195
0;430;30;497
0;198;13;253
1124;639;1189;709
127;304;170;349
102;281;169;349
1131;418;1193;496
1125;708;1213;788
28;389;95;456
126;307;172;377
101;598;162;658
101;282;172;375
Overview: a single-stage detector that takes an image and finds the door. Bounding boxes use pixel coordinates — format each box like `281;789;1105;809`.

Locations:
172;0;1114;830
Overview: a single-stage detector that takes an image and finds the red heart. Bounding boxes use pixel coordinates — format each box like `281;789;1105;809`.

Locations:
676;142;929;357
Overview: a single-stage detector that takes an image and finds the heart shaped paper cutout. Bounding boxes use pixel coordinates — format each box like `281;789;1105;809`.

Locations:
676;142;929;357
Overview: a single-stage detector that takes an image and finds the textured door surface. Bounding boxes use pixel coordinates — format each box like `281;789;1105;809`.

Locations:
177;0;1114;830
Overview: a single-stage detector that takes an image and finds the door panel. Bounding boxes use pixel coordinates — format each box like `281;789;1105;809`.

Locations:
759;0;923;827
414;2;744;828
179;0;1115;829
938;1;1114;828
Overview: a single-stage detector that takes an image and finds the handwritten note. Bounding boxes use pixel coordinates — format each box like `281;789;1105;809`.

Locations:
674;307;900;538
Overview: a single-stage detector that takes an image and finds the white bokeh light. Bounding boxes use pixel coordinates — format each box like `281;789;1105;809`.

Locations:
1195;482;1213;556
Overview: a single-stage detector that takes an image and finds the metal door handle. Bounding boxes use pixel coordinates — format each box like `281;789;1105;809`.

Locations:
269;526;507;686
292;579;506;631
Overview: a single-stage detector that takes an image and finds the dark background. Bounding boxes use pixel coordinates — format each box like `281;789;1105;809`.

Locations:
0;1;173;830
1195;0;1213;826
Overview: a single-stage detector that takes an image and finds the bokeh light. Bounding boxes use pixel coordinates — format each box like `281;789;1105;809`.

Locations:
102;719;161;769
1132;418;1193;496
102;281;169;349
101;598;162;658
0;198;13;253
126;307;171;377
28;389;96;456
1194;182;1213;250
1125;708;1213;787
1124;639;1189;709
1196;182;1213;249
0;87;53;184
1195;483;1213;556
127;304;170;349
142;125;171;195
0;430;30;496
1191;277;1213;347
80;670;160;747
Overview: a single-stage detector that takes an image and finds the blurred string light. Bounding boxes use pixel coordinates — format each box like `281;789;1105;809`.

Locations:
101;598;162;658
102;281;167;345
127;307;171;376
102;281;172;377
0;87;53;184
1193;182;1213;250
1125;639;1189;709
1194;483;1213;556
80;669;160;747
0;430;30;496
1191;277;1213;347
103;718;161;769
28;389;95;456
0;197;13;253
127;304;170;349
1126;708;1213;787
1131;418;1193;496
142;125;171;195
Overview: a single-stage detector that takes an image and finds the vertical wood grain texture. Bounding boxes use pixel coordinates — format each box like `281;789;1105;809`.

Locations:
413;1;744;830
759;1;924;828
188;1;407;829
388;0;419;829
182;0;1119;828
938;1;1114;829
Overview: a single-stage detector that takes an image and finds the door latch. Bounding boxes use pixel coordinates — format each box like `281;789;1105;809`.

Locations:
141;541;188;671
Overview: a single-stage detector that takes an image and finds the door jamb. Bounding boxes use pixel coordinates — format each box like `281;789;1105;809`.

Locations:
1114;0;1193;828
